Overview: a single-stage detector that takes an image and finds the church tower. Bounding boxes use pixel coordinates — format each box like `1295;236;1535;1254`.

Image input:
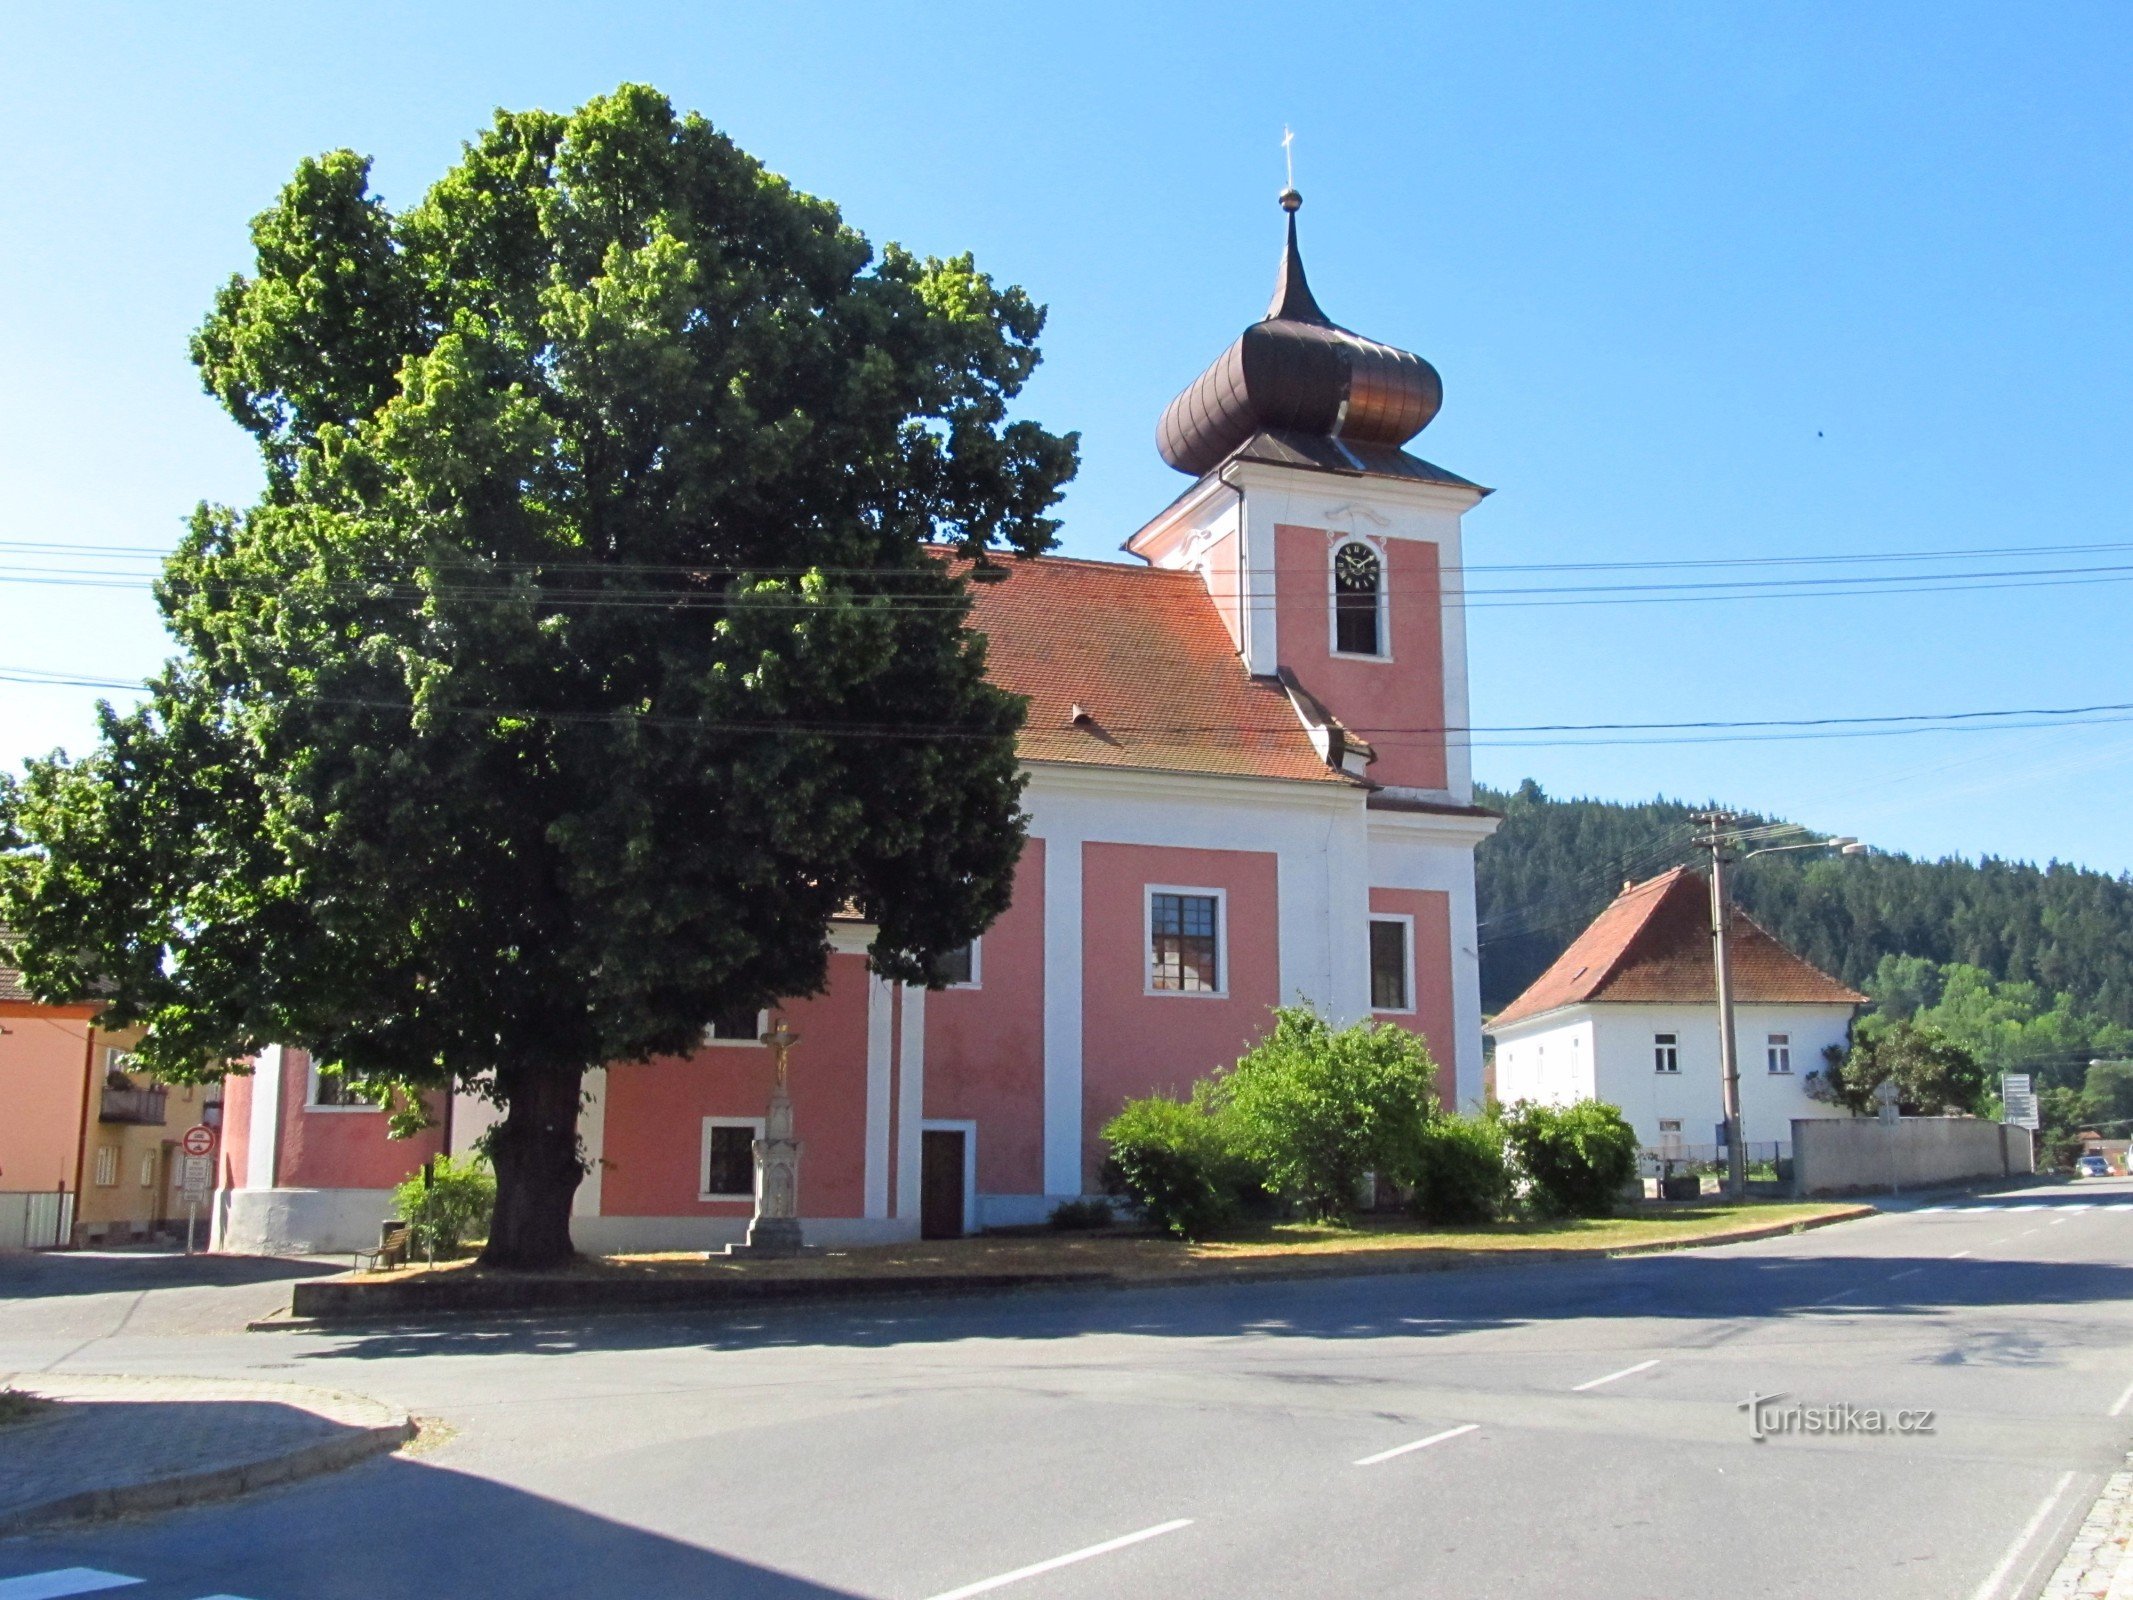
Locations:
1125;187;1487;809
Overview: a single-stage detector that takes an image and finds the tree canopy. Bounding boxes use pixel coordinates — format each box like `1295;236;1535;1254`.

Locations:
0;85;1078;1266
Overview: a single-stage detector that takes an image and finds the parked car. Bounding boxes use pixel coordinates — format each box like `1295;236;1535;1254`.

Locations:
2075;1155;2111;1178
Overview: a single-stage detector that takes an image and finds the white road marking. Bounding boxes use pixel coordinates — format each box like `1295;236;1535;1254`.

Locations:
1887;1267;1924;1281
1354;1422;1480;1466
1949;1250;1974;1259
2109;1377;2133;1418
1809;1287;1862;1305
1571;1358;1662;1392
1970;1470;2077;1600
0;1574;143;1600
923;1520;1194;1600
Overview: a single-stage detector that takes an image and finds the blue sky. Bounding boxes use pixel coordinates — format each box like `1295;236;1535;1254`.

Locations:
3;3;2129;871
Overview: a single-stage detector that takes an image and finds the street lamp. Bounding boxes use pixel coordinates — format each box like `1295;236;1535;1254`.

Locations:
1692;816;1867;1200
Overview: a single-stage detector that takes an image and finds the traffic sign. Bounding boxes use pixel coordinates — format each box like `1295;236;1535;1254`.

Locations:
1874;1078;1901;1125
180;1155;212;1194
180;1124;215;1157
2002;1073;2039;1130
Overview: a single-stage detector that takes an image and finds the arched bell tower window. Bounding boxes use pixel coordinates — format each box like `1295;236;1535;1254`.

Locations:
1333;540;1385;657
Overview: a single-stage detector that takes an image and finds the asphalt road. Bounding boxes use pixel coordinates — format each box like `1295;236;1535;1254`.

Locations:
3;1178;2130;1599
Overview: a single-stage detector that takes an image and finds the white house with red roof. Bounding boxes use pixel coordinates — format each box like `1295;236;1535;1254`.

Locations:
214;192;1503;1254
1488;869;1865;1157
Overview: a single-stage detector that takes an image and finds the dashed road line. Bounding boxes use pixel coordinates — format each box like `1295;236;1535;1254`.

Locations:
923;1520;1194;1600
1888;1267;1924;1281
2109;1377;2133;1419
1949;1249;1974;1259
1354;1422;1480;1467
1571;1358;1661;1392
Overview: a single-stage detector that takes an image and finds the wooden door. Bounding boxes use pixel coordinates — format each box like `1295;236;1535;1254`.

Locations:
921;1129;966;1240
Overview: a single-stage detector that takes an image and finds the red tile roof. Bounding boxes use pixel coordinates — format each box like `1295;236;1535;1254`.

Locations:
1489;867;1865;1028
956;552;1350;785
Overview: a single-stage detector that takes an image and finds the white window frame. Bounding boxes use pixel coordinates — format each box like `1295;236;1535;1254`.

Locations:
703;1009;770;1047
938;938;982;991
1654;1033;1680;1074
920;1117;980;1237
306;1058;378;1113
699;1116;765;1201
139;1150;158;1188
1327;534;1393;664
1144;885;1229;999
1767;1033;1793;1075
93;1145;118;1187
1368;913;1416;1015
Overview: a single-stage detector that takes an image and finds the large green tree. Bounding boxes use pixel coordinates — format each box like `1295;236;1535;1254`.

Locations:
0;86;1077;1267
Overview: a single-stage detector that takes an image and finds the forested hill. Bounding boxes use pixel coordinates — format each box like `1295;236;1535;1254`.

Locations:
1473;780;2133;1026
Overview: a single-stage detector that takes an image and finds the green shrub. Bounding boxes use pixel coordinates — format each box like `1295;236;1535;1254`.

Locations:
390;1154;496;1260
1100;1094;1253;1239
1408;1111;1512;1225
1220;1008;1439;1221
1047;1197;1114;1231
1501;1100;1640;1218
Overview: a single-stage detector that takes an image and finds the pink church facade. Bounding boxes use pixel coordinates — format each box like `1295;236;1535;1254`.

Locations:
214;198;1503;1255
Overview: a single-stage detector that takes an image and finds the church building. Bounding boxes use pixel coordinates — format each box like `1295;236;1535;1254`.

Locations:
214;191;1503;1254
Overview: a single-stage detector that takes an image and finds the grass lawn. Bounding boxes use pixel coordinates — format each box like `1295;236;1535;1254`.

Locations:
353;1200;1865;1287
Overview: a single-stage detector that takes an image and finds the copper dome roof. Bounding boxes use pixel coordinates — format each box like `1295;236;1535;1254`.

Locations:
1156;192;1443;479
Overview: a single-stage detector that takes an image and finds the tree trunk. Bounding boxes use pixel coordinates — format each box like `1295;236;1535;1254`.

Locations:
481;1061;586;1270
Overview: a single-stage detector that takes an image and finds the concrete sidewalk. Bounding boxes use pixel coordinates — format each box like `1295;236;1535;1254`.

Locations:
0;1372;413;1536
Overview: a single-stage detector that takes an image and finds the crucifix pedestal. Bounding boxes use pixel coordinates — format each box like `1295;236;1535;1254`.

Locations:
722;1022;804;1258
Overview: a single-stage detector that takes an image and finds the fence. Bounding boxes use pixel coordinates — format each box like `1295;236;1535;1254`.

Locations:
1639;1142;1791;1178
0;1191;75;1250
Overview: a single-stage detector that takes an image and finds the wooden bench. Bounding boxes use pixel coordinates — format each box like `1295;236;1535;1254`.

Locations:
351;1224;410;1274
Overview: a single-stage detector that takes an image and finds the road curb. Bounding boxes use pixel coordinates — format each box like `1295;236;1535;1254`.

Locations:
262;1205;1874;1329
0;1378;415;1538
2041;1456;2133;1600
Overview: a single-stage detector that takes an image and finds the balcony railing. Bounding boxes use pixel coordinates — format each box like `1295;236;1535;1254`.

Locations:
99;1086;168;1125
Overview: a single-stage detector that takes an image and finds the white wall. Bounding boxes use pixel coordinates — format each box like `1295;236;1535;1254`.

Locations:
1492;1002;1856;1150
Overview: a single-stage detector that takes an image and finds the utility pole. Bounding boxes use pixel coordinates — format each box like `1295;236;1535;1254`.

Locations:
1694;811;1748;1200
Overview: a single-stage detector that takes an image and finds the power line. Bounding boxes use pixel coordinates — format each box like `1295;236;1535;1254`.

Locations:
6;664;2129;747
6;534;2132;575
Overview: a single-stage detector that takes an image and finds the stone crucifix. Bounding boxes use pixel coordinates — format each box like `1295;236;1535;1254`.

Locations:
724;1019;805;1257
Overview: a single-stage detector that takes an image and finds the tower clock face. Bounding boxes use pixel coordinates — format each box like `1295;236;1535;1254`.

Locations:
1336;542;1379;593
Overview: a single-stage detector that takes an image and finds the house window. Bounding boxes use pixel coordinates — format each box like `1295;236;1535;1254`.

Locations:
705;1007;767;1045
1654;1033;1680;1073
1333;541;1385;657
308;1062;367;1108
139;1151;157;1188
1148;889;1223;994
700;1118;763;1200
93;1146;118;1187
932;940;980;988
1369;917;1412;1011
1767;1033;1792;1074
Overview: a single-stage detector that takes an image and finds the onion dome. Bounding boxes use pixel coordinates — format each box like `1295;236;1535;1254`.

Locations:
1156;189;1443;478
